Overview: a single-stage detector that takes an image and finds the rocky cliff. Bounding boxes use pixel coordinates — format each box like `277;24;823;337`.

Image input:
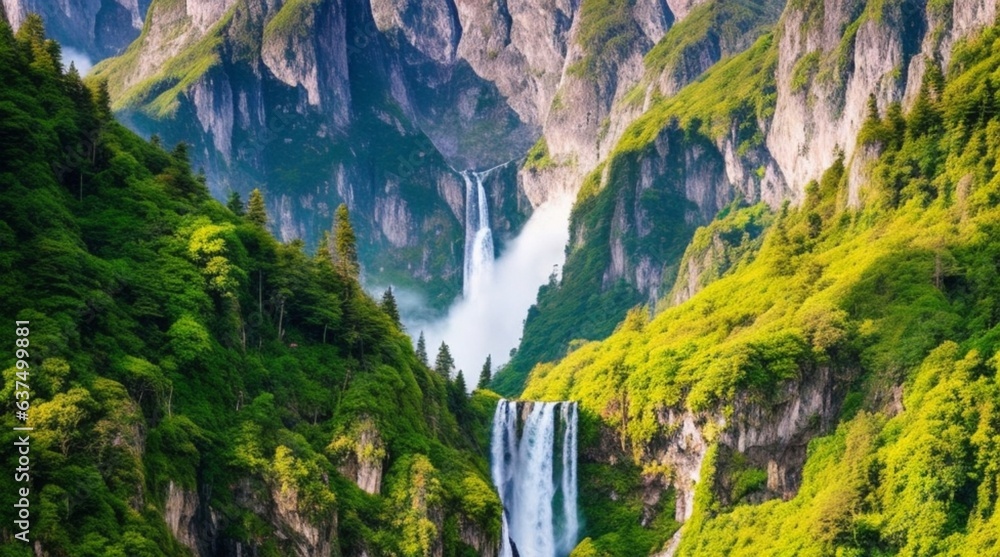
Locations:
498;0;1000;392
89;0;771;311
520;2;1000;553
1;0;149;59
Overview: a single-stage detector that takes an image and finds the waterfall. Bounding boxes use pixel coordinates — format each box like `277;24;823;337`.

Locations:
491;400;580;557
461;167;498;299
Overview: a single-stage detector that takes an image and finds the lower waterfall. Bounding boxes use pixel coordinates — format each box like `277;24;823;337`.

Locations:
491;400;580;557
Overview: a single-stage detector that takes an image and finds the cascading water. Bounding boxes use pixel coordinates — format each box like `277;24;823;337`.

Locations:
491;400;580;557
461;168;497;299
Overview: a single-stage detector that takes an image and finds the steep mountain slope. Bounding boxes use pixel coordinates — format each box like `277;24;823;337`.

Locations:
0;19;499;556
87;0;762;311
0;0;149;59
496;0;999;394
523;6;1000;555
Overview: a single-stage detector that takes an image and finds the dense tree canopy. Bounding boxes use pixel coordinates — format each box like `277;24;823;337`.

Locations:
0;17;498;556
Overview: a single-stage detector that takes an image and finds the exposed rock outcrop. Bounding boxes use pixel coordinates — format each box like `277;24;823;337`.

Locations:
330;416;386;495
641;365;851;523
164;481;202;554
2;0;148;59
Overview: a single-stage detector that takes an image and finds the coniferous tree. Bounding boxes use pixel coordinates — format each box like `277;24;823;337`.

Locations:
434;341;455;379
477;355;492;390
64;62;89;108
172;141;190;166
381;286;400;327
247;188;268;227
416;332;428;366
93;79;112;122
333;203;359;278
454;370;467;396
227;191;245;216
16;14;59;72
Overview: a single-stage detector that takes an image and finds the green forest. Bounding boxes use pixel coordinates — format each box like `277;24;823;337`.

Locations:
6;1;1000;556
524;21;1000;557
0;16;498;556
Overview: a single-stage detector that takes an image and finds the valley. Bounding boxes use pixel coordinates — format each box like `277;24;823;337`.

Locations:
2;0;1000;556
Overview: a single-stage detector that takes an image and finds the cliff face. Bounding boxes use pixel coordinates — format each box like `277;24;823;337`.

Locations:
89;0;750;309
499;0;1000;392
520;1;1000;553
1;0;149;59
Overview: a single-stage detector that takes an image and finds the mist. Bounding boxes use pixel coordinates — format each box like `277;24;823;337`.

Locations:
62;47;93;74
409;194;573;382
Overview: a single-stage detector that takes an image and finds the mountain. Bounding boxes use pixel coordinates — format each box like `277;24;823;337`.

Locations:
6;0;1000;556
518;0;1000;554
0;0;149;59
73;0;781;311
0;17;499;556
494;0;999;393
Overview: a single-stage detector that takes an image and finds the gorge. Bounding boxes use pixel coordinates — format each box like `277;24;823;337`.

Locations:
5;0;1000;555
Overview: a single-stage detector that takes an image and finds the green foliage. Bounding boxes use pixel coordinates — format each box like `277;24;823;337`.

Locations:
381;286;401;327
643;0;783;77
574;457;679;556
523;137;556;172
246;188;267;227
415;331;428;366
0;18;499;554
569;0;642;83
791;50;821;91
264;0;322;42
333;203;359;279
434;342;455;379
477;355;492;390
90;1;235;117
526;20;1000;557
226;190;245;216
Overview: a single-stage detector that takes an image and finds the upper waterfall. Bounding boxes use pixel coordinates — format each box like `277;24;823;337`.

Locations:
462;168;497;298
491;399;580;557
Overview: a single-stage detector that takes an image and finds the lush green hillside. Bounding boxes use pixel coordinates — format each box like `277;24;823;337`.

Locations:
526;23;1000;556
0;17;498;556
494;32;779;396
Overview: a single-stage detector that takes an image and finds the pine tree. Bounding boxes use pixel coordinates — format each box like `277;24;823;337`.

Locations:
247;188;268;227
64;63;89;108
93;79;112;122
16;14;58;73
477;355;492;390
434;342;455;379
227;191;245;216
172;141;190;166
416;332;428;366
381;286;400;327
333;203;359;278
454;370;467;396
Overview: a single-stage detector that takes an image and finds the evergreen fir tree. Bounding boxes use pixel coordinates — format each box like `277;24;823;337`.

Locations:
477;355;492;390
16;14;58;72
93;79;112;122
416;332;428;366
434;342;455;378
381;286;401;327
333;203;359;278
172;141;190;166
454;370;467;396
247;188;268;227
227;191;245;216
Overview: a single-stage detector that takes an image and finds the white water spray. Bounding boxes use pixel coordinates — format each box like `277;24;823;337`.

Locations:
491;400;580;557
410;162;572;379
